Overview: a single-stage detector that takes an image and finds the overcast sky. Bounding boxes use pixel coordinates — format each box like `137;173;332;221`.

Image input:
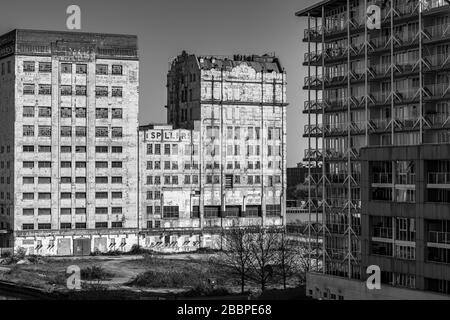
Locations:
0;0;317;166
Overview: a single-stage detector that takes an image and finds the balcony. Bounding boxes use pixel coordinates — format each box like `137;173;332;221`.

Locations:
372;172;393;185
428;172;450;186
304;149;323;162
303;99;329;114
428;230;450;245
396;173;416;185
373;227;393;239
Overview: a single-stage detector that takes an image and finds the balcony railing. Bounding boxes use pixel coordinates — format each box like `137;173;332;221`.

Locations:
373;227;393;239
396;173;416;185
372;172;392;184
428;172;450;185
304;99;329;113
429;230;450;244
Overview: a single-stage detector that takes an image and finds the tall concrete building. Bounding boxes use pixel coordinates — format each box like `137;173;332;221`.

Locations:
297;0;450;299
165;52;287;231
0;30;139;255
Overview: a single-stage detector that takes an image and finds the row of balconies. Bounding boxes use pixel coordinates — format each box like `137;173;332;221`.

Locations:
302;196;361;212
304;85;450;114
304;59;450;89
303;148;360;162
303;1;448;41
372;228;450;246
372;172;450;186
303;114;450;138
304;25;450;65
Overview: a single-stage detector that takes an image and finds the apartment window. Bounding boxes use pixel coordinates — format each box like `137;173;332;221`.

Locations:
96;127;108;137
38;161;51;168
155;144;161;155
147;206;153;215
96;176;108;184
75;208;86;214
22;223;34;230
164;176;171;184
39;62;52;72
112;127;123;138
23;61;35;72
76;64;87;74
22;208;34;216
164;144;171;155
23;125;34;137
96;108;108;119
23;161;34;168
60;161;71;170
112;192;122;199
266;205;281;216
112;108;122;119
75;107;86;117
61;177;72;183
38;208;51;215
74;146;86;154
61;63;72;73
146;176;153;185
95;222;108;229
155;176;161;185
204;206;220;218
38;84;51;95
96;192;108;199
61;223;72;229
96;64;108;75
38;145;51;152
23;193;34;200
164;161;171;170
225;174;234;189
112;207;122;214
95;207;108;214
95;86;108;97
112;65;123;75
112;86;123;97
96;161;108;168
112;146;122;153
75;192;86;199
60;192;71;199
112;161;122;168
75;126;86;137
60;85;72;96
38;126;51;137
23;84;35;95
154;161;161;170
61;208;71;215
184;175;191;184
75;177;86;184
38;193;51;200
111;222;123;228
172;176;178;185
96;146;108;153
23;177;34;184
23;106;35;117
111;176;122;184
147;144;153;155
61;107;72;118
75;223;86;229
61;126;72;137
75;161;86;168
75;85;87;96
38;223;51;230
38;177;51;184
163;206;179;218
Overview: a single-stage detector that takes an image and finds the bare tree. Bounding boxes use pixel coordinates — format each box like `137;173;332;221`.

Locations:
276;232;300;289
219;227;252;294
247;226;280;292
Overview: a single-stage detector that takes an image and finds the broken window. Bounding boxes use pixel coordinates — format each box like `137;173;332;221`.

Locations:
75;108;86;118
38;84;51;95
96;127;108;137
75;85;86;96
38;126;51;137
39;62;52;72
112;86;123;97
60;85;72;96
95;86;108;97
23;84;35;95
112;108;122;119
61;63;72;73
96;108;108;119
112;127;123;138
96;64;108;75
61;126;72;137
23;61;35;72
61;107;72;118
76;64;87;74
38;107;51;117
23;106;34;117
112;65;123;75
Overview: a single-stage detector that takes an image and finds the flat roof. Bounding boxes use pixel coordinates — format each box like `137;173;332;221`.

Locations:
295;0;346;17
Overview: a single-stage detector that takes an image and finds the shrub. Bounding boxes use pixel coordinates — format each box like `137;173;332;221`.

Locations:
80;266;113;281
129;269;196;288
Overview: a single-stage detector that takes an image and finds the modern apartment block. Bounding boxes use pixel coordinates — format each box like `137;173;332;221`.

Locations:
0;29;139;255
165;52;287;230
297;0;450;298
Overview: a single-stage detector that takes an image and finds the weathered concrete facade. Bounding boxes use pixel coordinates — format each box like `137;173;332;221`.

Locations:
166;52;287;231
0;30;139;255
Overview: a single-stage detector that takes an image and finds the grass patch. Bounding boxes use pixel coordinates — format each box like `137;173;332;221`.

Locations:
80;266;113;281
